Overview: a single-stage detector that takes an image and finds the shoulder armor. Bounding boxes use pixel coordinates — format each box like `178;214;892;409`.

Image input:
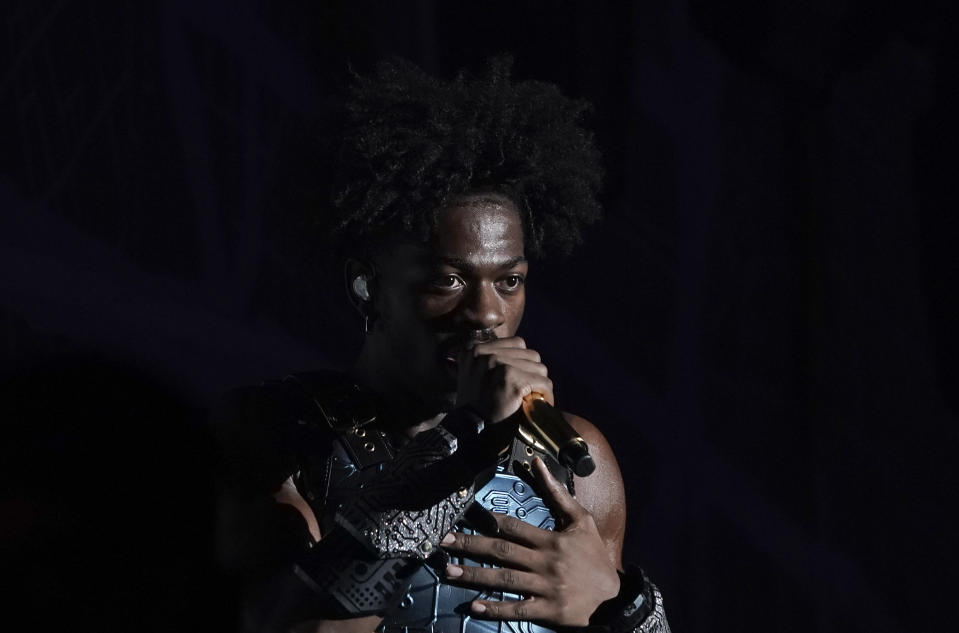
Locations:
283;371;392;469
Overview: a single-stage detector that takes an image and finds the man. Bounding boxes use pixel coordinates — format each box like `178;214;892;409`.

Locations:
215;57;669;633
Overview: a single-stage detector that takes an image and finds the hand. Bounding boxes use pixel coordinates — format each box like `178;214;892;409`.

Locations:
456;337;554;424
440;457;620;627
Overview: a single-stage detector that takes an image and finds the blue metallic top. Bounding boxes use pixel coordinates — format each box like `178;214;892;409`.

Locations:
378;469;559;633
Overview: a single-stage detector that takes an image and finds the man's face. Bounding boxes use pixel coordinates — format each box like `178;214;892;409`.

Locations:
366;196;528;412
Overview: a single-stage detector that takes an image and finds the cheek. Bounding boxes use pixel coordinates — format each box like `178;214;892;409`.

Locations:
505;293;526;330
379;283;422;323
379;317;433;367
379;292;441;348
416;291;463;323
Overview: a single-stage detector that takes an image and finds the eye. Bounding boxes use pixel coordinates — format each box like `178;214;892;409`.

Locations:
497;274;525;292
431;274;465;291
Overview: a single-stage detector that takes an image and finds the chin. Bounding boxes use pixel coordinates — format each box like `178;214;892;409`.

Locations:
418;388;457;414
433;391;458;413
405;368;457;414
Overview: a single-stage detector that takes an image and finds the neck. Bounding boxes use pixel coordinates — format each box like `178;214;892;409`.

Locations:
351;343;446;440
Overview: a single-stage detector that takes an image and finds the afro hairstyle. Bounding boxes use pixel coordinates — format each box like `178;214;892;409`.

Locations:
319;55;604;261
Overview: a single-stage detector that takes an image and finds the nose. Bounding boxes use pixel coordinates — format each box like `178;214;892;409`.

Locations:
460;281;505;331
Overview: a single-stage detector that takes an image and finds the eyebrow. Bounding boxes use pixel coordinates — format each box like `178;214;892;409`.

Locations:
434;255;528;270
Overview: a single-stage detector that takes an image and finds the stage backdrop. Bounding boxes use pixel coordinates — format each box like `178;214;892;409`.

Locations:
2;2;956;632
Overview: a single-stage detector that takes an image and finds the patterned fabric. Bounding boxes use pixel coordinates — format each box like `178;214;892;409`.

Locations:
637;586;670;633
335;425;474;560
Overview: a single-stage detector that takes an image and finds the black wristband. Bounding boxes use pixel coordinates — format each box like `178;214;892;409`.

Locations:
561;564;653;633
440;408;517;482
440;407;486;439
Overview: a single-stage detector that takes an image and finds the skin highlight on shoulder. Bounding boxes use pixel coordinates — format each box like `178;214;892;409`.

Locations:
563;412;627;569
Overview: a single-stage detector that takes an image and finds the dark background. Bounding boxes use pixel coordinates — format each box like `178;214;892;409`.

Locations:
2;1;956;631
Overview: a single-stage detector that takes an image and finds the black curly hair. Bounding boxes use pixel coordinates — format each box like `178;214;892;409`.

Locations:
321;56;604;261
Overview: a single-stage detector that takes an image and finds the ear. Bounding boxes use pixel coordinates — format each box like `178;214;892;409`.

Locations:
344;258;376;316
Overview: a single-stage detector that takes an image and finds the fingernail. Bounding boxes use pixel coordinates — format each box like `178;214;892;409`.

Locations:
441;533;455;546
471;602;486;614
445;564;463;578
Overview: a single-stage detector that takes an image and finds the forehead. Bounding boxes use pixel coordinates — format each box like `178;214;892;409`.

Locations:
431;197;525;262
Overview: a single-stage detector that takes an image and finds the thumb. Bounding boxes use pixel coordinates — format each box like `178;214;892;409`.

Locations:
531;457;585;526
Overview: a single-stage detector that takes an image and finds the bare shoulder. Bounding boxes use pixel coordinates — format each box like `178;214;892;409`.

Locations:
562;413;611;454
562;412;626;567
561;413;625;509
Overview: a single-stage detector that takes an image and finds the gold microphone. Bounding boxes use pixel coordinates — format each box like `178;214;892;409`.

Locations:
518;392;596;477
